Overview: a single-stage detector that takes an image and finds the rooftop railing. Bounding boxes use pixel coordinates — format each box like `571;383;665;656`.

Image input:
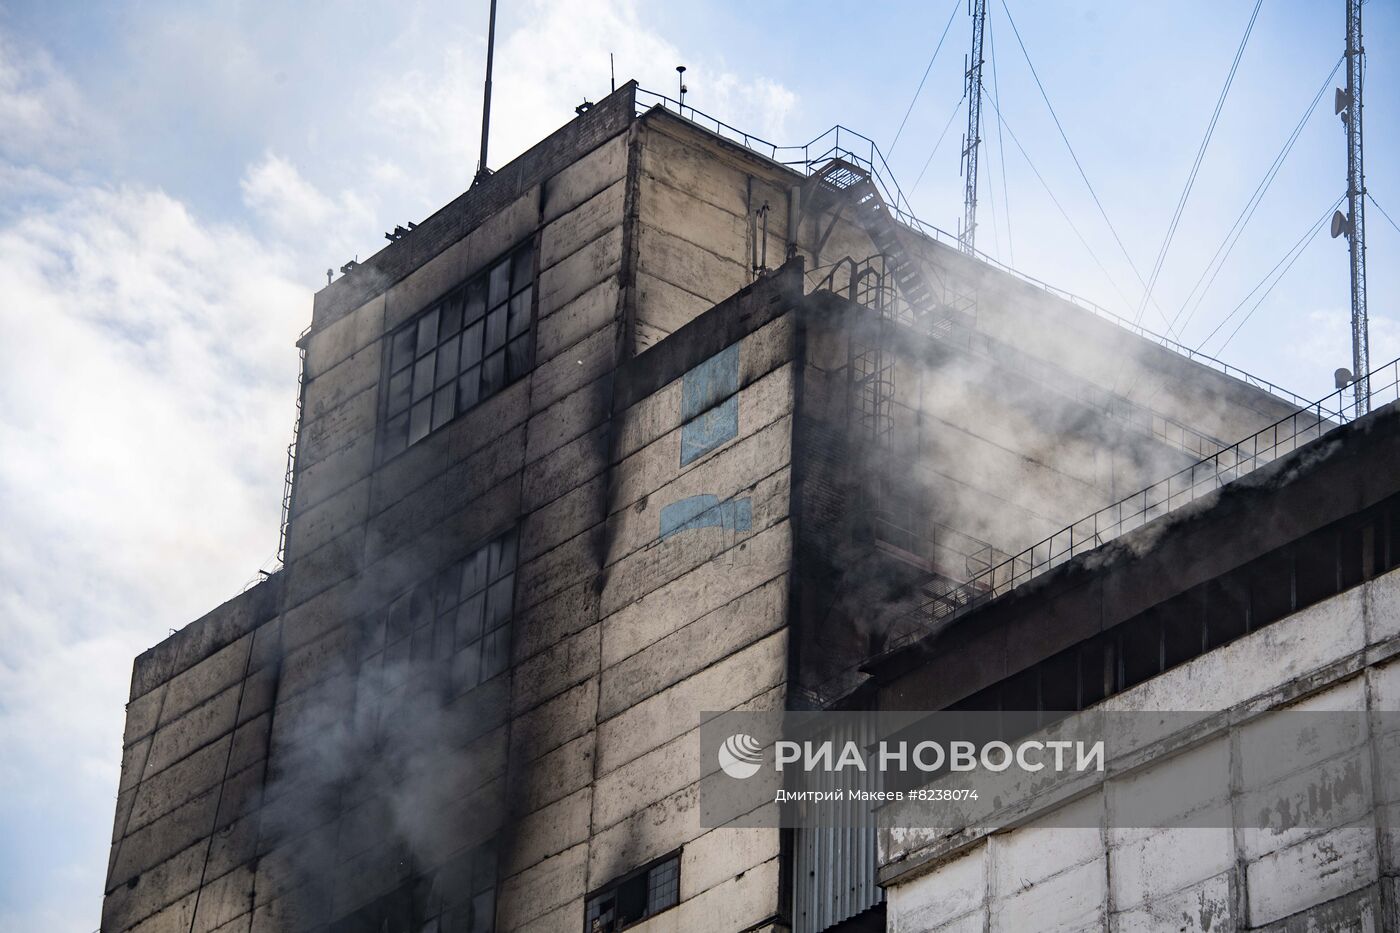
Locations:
891;356;1400;651
634;88;1314;410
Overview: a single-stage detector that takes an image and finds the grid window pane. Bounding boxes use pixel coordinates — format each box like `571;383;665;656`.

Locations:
489;532;517;579
507;336;531;382
511;246;533;292
384;243;533;455
647;859;679;913
408;399;432;445
416;308;440;358
482;627;509;681
484;307;507;354
464;281;486;325
461;548;489;595
482;351;505;397
432;385;455;430
436;335;460;387
461;321;484;371
507;287;531;338
392;328;416;371
452;639;481;693
488;259;511;309
384;412;409;458
458;369;481;411
485;574;513;630
387;368;412;416
441;293;464;335
412;355;436;401
455;593;484;646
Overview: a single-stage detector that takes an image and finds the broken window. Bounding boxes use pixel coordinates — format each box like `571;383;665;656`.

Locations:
584;852;681;932
376;527;517;698
382;241;535;458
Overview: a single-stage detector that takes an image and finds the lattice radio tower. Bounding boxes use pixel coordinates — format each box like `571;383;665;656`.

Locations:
960;0;988;254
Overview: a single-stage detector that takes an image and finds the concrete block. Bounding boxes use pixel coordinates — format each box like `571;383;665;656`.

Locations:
990;855;1105;933
537;226;622;321
989;793;1104;896
303;339;380;423
678;825;780;901
599;576;784;720
496;842;588;931
516;523;604;614
1111;871;1233;933
598;470;789;619
142;683;242;778
520;474;607;564
156;635;253;741
510;679;599;766
634;270;713;339
595;630;785;775
524;374;611;466
304;293;384;381
294;428;375;513
587;782;698;888
1109;827;1233;912
282;525;365;609
512;624;599;715
540;178;624;270
604;415;791;566
600;520;789;668
1245;822;1377;926
535;278;619;366
1368;569;1400;644
529;324;616;413
886;844;987;930
502;787;593;877
109;784;219;887
636;223;746;307
297;384;376;471
615;379;681;464
511;731;595;817
638;126;748;220
672;855;780;931
638;173;749;268
286;475;370;561
512;578;600;665
102;838;206;932
542;132;626;225
521;422;609;515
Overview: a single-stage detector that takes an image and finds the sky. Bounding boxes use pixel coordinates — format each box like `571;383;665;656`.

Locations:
0;1;1395;929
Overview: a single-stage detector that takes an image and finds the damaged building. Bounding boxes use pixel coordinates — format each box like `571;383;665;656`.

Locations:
102;81;1400;933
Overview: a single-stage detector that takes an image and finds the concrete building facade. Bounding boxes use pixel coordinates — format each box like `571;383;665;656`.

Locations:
101;82;1385;933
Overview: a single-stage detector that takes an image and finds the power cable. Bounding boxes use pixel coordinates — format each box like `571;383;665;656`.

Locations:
1370;193;1400;237
1196;196;1343;354
988;8;1014;265
983;93;1138;312
999;0;1161;328
911;96;966;194
1169;56;1343;341
1136;0;1264;326
888;0;962;159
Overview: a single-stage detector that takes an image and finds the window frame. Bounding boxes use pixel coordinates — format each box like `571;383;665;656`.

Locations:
583;850;682;932
378;238;537;461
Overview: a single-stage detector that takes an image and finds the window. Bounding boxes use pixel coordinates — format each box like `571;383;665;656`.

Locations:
382;242;535;458
381;528;517;697
332;839;497;933
584;853;681;932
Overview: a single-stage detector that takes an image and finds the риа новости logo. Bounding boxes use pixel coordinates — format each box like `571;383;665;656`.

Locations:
718;733;764;779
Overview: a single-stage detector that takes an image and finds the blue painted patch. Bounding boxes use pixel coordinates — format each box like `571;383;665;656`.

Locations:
681;395;738;465
659;494;753;540
681;344;740;421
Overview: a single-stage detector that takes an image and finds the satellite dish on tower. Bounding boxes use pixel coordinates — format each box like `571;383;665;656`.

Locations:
1331;210;1352;239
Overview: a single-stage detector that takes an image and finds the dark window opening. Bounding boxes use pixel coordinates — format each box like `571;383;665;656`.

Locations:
331;839;497;933
373;528;517;700
382;241;535;459
938;495;1400;725
585;852;681;932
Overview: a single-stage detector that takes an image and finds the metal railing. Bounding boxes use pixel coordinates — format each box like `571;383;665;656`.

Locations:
894;357;1400;650
633;88;1314;410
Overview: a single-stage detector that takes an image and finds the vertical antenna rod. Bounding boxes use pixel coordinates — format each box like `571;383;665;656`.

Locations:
1343;0;1369;414
475;0;499;185
961;0;988;254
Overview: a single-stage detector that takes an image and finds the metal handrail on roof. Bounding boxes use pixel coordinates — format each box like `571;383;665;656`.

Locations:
633;87;1313;410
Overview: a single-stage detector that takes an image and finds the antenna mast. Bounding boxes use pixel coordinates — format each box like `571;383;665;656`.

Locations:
960;0;988;254
475;0;499;186
1342;0;1369;414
